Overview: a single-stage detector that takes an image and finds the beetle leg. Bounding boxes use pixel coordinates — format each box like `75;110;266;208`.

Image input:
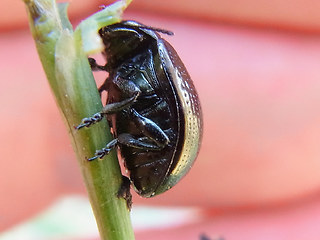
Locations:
89;132;164;162
86;108;169;158
88;57;106;71
117;176;132;210
92;108;170;150
88;57;109;95
117;133;163;150
89;140;133;209
88;133;164;162
101;78;142;113
98;81;108;94
112;75;141;97
101;92;139;114
75;78;141;130
130;109;170;148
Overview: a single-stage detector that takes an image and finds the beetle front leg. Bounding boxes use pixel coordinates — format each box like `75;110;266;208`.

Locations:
88;58;109;94
88;57;106;71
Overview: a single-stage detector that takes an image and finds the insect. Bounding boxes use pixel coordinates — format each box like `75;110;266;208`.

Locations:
76;20;203;203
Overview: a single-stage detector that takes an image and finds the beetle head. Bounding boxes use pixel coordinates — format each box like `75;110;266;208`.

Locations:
99;21;173;69
99;21;152;69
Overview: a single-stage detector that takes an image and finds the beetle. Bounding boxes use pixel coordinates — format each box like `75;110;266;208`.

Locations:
76;20;203;202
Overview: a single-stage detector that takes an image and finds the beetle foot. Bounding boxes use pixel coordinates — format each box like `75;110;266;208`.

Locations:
75;113;103;130
117;176;132;210
88;147;111;161
87;139;118;161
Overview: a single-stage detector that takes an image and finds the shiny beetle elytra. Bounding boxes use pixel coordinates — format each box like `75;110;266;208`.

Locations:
76;20;203;202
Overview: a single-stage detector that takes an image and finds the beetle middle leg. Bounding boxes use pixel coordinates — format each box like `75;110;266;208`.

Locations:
75;78;141;130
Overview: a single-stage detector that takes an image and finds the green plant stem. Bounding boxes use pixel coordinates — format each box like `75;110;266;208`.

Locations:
22;0;135;239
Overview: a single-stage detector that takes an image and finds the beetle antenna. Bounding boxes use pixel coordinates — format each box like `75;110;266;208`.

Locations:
139;25;174;36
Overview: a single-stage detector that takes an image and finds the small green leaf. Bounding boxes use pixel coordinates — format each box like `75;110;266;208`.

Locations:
75;0;132;55
58;3;73;31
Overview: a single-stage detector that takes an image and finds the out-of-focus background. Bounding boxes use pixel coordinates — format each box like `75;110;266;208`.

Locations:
2;0;320;239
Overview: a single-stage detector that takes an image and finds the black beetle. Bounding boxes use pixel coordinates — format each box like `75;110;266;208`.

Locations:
76;20;203;201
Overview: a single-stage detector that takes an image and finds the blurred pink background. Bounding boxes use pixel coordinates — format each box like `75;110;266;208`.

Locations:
2;0;320;239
